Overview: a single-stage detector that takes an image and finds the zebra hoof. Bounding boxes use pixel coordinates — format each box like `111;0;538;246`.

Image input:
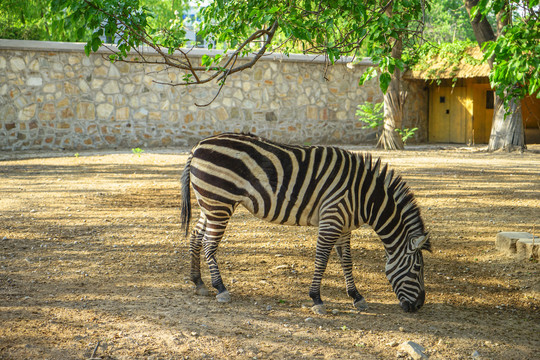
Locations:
195;284;209;296
354;298;368;311
311;304;326;315
216;290;231;303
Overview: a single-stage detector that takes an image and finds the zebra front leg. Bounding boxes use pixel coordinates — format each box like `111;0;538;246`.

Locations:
203;219;231;303
189;213;209;296
335;238;368;311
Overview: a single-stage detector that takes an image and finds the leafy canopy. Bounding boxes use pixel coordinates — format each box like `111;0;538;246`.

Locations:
472;0;540;100
47;0;428;94
200;0;429;93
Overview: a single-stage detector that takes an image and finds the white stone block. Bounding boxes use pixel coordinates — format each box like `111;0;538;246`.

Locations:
27;77;43;86
97;103;114;119
516;238;539;261
495;232;534;255
103;80;119;94
10;57;25;71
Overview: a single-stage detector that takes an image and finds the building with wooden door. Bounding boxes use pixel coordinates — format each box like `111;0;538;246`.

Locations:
405;47;540;144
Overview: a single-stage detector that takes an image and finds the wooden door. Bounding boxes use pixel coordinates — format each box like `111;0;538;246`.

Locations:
449;87;468;143
472;84;494;144
429;86;470;143
429;87;451;142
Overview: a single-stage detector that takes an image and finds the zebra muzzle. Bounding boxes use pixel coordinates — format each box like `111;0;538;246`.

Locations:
400;290;425;312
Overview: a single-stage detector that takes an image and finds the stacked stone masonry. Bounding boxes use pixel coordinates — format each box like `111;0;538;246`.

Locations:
0;40;427;151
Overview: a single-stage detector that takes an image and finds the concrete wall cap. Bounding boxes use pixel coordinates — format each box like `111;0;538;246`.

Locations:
0;39;375;66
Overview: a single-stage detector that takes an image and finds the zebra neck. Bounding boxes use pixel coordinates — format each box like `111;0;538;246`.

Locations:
354;155;418;254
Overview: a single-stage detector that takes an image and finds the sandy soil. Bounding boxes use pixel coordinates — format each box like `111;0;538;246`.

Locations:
1;145;539;360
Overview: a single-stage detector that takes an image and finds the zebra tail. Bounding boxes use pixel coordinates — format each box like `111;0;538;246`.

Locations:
180;153;193;237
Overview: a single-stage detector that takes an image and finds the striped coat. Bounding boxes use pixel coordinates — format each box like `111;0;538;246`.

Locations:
181;133;430;313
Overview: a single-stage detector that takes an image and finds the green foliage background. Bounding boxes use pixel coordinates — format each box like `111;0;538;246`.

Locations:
2;0;476;47
0;0;189;41
0;0;49;40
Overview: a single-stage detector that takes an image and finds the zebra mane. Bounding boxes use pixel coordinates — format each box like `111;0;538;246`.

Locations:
361;153;410;208
361;153;430;251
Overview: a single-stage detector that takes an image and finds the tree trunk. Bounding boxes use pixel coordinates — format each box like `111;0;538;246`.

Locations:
488;94;525;152
465;0;524;151
378;5;404;150
378;79;405;150
465;1;496;47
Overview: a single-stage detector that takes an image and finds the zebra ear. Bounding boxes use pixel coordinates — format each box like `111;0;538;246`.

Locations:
411;235;428;251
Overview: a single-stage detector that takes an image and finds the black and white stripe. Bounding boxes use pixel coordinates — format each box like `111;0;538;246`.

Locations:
181;133;431;313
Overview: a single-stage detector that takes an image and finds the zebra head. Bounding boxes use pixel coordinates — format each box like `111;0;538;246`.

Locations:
385;234;430;312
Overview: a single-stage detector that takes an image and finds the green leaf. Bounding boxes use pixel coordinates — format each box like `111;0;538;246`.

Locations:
91;36;101;52
84;43;91;57
358;68;376;86
201;54;211;66
379;72;392;94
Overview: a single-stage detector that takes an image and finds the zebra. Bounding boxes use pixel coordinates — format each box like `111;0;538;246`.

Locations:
180;133;431;314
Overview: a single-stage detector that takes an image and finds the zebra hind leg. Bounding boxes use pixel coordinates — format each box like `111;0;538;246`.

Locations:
202;217;232;303
189;213;209;296
335;240;368;311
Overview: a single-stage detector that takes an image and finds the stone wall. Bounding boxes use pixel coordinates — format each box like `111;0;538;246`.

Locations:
0;39;426;151
402;79;429;141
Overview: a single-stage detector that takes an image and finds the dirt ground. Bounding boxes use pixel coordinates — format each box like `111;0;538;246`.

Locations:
1;144;539;360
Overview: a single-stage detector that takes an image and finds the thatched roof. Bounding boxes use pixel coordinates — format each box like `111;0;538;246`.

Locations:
404;47;490;80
